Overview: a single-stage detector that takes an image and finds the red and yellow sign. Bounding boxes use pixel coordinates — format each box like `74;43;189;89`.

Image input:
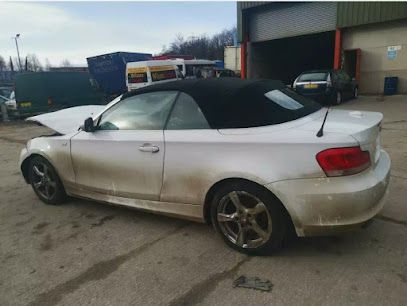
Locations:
149;65;175;72
127;67;147;74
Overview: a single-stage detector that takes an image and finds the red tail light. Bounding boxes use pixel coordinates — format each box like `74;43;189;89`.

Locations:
316;146;371;177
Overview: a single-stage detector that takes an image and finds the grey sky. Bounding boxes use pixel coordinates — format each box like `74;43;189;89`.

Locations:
0;1;236;66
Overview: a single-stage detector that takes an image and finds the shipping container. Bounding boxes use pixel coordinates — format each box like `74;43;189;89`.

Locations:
87;52;152;96
214;60;225;69
15;72;106;116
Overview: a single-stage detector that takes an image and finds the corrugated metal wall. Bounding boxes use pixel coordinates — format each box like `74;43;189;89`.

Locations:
337;2;407;28
238;1;268;10
237;2;270;42
238;2;407;42
248;2;337;42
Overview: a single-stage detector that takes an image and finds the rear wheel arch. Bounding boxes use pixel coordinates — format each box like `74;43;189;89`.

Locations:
203;178;294;232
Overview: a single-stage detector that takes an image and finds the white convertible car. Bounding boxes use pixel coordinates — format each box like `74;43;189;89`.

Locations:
20;79;390;254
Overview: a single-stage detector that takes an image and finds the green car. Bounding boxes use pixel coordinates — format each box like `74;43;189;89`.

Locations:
15;72;106;116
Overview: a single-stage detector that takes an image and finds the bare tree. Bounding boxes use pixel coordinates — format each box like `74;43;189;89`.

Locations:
158;45;167;56
26;54;43;72
61;59;72;67
8;57;19;72
0;55;6;71
162;27;236;60
44;58;51;71
168;33;186;55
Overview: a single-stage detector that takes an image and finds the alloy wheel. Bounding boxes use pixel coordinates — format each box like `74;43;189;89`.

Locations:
31;162;57;200
216;191;272;249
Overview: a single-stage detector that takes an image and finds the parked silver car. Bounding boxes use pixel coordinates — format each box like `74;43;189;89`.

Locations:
20;79;390;254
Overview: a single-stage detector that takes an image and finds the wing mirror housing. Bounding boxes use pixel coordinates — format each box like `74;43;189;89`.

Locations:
84;117;95;132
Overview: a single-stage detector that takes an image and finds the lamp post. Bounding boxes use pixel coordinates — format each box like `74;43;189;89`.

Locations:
14;34;22;72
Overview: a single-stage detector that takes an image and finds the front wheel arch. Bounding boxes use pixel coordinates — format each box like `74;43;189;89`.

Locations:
21;153;59;184
28;155;67;205
21;154;37;183
203;178;294;234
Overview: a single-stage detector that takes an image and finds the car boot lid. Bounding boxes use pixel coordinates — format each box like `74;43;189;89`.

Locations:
301;109;383;163
301;109;382;142
26;105;106;135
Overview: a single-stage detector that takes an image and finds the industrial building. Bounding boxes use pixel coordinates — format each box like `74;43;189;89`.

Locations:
238;2;407;94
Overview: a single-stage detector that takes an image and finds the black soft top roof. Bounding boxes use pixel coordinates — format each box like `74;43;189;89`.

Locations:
301;69;332;74
122;78;320;129
122;78;285;102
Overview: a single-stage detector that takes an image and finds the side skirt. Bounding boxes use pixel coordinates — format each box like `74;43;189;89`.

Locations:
66;185;205;223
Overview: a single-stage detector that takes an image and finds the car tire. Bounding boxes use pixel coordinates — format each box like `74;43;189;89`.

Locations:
353;87;358;99
334;91;342;105
211;181;287;254
28;156;66;205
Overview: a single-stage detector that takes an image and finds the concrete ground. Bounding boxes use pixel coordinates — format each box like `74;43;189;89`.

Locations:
0;95;406;306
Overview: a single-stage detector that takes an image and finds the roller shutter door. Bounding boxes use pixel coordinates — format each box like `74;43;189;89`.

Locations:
249;2;337;42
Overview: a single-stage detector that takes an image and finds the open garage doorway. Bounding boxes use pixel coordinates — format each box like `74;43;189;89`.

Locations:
343;49;361;82
248;31;335;85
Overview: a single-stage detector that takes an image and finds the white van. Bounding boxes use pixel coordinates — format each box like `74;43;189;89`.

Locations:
171;59;216;79
126;60;181;91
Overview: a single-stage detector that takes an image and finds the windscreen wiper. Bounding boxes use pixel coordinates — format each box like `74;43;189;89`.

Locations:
316;107;330;137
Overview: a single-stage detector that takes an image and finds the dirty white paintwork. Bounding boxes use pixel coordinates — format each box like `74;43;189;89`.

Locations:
20;104;391;235
26;105;106;135
70;130;165;200
267;149;390;236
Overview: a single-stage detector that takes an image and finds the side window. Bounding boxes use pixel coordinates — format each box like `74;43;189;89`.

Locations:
127;67;148;84
338;71;350;83
127;71;148;84
335;72;343;82
166;93;210;130
150;68;177;82
342;71;351;82
185;65;194;77
98;91;178;130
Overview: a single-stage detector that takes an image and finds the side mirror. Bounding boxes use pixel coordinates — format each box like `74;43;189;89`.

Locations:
84;117;95;132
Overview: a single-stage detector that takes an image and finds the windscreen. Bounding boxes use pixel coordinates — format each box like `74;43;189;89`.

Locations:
186;64;215;77
298;72;328;82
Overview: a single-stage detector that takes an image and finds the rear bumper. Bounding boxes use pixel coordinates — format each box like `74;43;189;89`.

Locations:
297;91;333;103
265;150;391;237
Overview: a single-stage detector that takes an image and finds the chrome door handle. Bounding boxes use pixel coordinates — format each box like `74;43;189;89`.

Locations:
139;144;159;153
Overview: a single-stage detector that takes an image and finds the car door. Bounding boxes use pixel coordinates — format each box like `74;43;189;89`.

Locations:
70;91;178;200
161;92;216;205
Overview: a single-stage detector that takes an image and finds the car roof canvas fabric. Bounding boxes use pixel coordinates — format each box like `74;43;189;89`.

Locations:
122;78;321;129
